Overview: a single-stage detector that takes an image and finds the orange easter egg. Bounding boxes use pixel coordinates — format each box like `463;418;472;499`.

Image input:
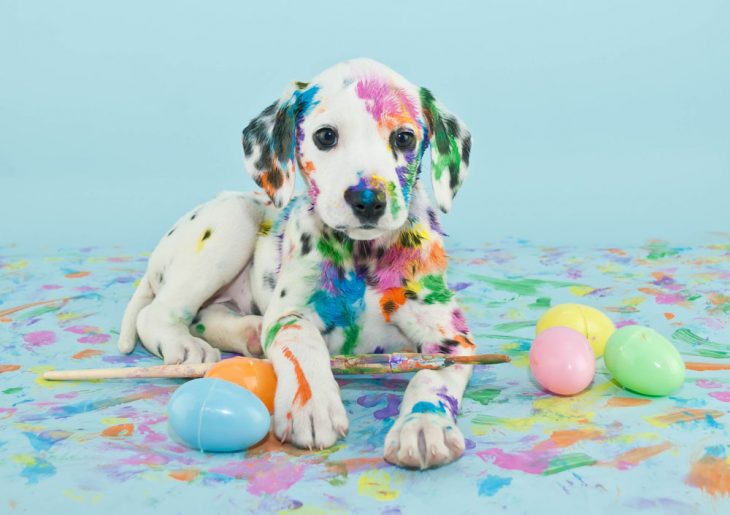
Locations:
205;357;277;413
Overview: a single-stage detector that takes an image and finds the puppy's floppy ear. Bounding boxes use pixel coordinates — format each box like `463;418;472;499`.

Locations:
420;88;472;213
242;82;319;207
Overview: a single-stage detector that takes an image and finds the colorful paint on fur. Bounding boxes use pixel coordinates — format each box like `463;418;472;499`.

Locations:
195;229;213;253
264;316;302;352
356;77;418;131
281;345;312;407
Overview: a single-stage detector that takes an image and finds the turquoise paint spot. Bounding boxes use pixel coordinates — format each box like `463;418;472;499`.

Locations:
478;475;512;496
411;401;446;415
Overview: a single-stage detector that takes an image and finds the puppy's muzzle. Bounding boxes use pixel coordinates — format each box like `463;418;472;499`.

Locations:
344;187;386;225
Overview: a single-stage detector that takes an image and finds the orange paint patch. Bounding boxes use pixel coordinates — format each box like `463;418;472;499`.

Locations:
65;271;90;279
609;442;673;469
648;409;725;426
325;457;384;476
72;349;104;360
453;335;476;350
303;161;316;173
606;397;652;408
549;429;603;448
101;424;134;437
0;364;21;374
686;362;730;371
380;288;406;322
169;468;201;482
686;456;730;496
0;297;72;319
663;312;675;320
608;248;627;256
281;346;312;407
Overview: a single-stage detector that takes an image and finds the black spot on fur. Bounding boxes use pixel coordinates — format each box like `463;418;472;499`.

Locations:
376;247;385;260
202;229;212;241
158;272;164;285
382;300;396;316
404;289;418;300
263;272;277;290
280;289;286;298
250;301;261;316
322;325;335;336
190;213;197;221
461;134;472;167
300;233;312;255
167;228;175;237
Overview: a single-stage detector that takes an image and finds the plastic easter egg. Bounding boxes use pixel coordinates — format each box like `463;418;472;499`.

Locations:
529;326;596;396
167;378;270;452
536;303;616;357
604;325;685;396
205;357;277;413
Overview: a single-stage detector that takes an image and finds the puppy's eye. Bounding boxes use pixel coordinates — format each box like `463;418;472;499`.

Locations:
313;127;338;150
392;129;416;151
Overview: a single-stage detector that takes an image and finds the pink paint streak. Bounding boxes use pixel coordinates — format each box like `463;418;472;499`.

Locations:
65;325;101;334
356;77;418;128
210;456;306;495
709;391;730;403
374;247;421;290
477;448;555;475
696;379;723;389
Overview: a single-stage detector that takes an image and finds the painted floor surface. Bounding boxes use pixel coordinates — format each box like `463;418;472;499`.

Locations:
1;239;729;514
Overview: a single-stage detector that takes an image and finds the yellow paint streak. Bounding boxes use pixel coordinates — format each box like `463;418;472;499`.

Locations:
569;285;595;296
63;489;103;504
646;409;725;428
357;470;401;501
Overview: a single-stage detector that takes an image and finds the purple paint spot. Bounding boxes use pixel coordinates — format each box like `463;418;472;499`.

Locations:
465;438;476;450
41;284;62;290
696;379;723;389
436;387;459;422
616;319;639;328
78;333;110;344
449;282;472;292
357;393;383;408
374;394;402;420
451;309;469;333
23;331;57;348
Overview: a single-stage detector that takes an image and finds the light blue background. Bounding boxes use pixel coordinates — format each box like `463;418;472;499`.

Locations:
1;0;728;249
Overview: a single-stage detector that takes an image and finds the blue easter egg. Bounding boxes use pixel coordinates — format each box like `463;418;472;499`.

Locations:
167;377;270;452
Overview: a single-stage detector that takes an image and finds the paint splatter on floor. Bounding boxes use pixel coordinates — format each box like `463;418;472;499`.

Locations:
1;240;729;513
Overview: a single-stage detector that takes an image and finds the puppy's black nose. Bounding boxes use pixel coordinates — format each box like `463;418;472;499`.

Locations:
344;187;386;224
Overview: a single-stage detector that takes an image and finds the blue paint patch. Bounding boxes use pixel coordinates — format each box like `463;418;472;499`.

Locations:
309;269;366;329
705;445;727;458
478;475;512;497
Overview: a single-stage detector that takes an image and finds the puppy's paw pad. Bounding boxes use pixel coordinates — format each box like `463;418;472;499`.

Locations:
384;413;465;470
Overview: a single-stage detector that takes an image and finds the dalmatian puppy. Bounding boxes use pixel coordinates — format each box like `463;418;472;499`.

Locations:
118;58;474;469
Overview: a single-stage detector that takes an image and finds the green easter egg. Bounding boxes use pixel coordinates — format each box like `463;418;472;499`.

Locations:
604;326;685;396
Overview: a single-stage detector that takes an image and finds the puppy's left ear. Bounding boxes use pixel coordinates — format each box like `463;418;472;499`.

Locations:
420;88;472;213
241;82;319;207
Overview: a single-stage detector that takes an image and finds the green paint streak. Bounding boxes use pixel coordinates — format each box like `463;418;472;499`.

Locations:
645;241;681;260
317;234;353;267
464;388;502;405
474;333;533;344
387;181;400;218
16;305;62;320
3;387;23;395
542;453;597;475
264;316;300;352
672;329;728;358
471;414;504;426
341;324;360;355
420;87;460;188
492;320;537;332
528;297;552;309
421;274;454;304
194;323;205;334
468;274;585;296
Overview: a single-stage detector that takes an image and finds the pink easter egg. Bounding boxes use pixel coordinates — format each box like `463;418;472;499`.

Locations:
529;326;596;396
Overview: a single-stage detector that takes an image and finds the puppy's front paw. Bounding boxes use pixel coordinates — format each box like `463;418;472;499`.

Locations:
384;412;465;470
146;336;221;364
273;369;348;450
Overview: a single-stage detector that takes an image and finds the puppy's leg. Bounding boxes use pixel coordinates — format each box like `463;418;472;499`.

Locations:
385;301;476;469
191;304;263;357
265;315;348;449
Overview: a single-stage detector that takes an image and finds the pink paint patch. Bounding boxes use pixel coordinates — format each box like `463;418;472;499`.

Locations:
78;333;111;344
477;448;554;475
616;320;638;328
41;284;63;290
452;309;469;333
356;77;418;128
696;379;723;389
23;330;57;348
709;391;730;402
210;456;306;495
655;293;686;305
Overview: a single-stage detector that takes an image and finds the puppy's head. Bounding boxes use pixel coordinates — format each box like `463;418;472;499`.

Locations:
242;58;471;240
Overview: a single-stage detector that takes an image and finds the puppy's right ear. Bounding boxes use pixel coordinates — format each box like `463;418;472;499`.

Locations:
241;82;319;208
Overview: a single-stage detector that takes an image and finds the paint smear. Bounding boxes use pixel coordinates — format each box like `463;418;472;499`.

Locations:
606;397;652;408
357;469;401;501
72;349;104;360
169;468;200;482
12;454;56;484
685;362;730;371
647;409;724;427
23;331;57;348
607;442;672;470
478;475;512;496
708;391;730;402
0;364;21;373
686;455;730;496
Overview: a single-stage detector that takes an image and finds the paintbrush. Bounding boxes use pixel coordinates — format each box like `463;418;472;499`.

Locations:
42;352;511;381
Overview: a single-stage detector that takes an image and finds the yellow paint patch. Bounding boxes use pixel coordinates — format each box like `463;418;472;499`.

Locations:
258;219;273;236
569;285;595;296
624;296;646;307
195;228;213;252
56;312;87;323
357;470;401;501
31;366;68;389
63;489;103;504
646;409;724;428
2;259;29;271
101;417;129;426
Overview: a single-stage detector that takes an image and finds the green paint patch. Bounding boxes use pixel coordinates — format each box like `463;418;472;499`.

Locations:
16;305;62;320
467;274;584;296
3;387;23;395
542;453;596;475
471;414;503;426
421;274;454;305
341;325;360;355
672;329;729;358
465;388;502;405
645;241;683;260
194;323;205;334
264;316;301;351
529;297;551;309
492;321;537;332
